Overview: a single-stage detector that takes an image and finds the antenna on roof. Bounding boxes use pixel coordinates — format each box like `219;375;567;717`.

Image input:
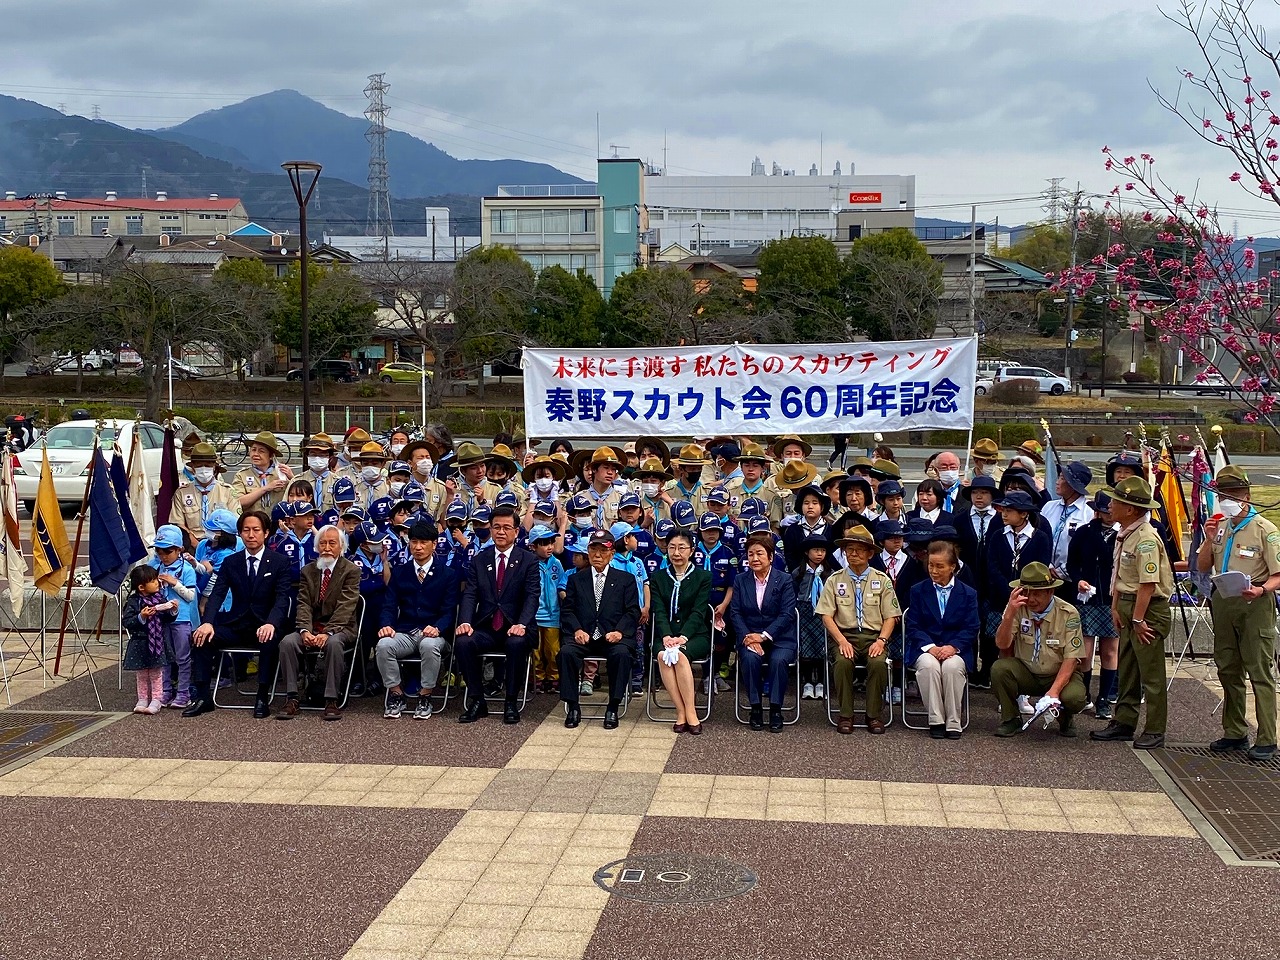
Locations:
608;144;628;159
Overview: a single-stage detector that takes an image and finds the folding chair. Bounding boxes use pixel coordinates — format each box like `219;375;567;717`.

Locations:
212;645;282;709
299;597;366;711
380;638;457;714
824;609;896;729
646;604;716;723
483;650;534;710
734;610;800;726
897;607;971;731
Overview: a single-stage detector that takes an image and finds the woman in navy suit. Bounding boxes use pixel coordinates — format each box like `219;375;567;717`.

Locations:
906;540;979;740
729;532;798;732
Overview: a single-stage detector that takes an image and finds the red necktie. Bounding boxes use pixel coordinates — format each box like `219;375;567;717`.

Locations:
319;569;331;600
493;553;507;631
887;557;898;582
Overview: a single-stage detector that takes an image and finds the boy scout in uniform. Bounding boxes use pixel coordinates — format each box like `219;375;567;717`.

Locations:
295;433;342;512
170;442;239;540
1091;476;1174;749
722;443;778;521
452;441;504;512
816;525;902;734
992;562;1089;737
1195;465;1280;761
664;444;712;518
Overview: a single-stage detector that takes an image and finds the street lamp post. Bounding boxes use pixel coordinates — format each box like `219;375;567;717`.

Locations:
282;160;323;443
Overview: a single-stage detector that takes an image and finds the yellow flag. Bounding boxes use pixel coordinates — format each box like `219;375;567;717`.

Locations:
32;446;72;595
1157;445;1188;558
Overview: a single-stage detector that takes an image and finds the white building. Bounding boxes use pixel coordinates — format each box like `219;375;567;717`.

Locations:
324;207;481;262
644;164;915;252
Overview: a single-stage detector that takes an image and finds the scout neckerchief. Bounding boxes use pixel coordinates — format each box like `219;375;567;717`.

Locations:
943;481;962;512
807;565;824;607
847;566;869;628
1222;507;1258;576
1110;516;1149;594
1052;497;1081;561
311;469;330;507
669;563;693;622
192;478;218;521
740;477;766;496
1028;596;1056;663
935;577;954;615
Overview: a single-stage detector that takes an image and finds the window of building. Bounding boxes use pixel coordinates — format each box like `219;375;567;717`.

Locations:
542;209;569;235
545;254;571;270
490;209;515;234
57;216;76;236
737;210;764;220
614;253;632;270
516;209;542;235
125;215;143;236
0;217;6;232
700;210;730;221
91;216;110;236
613;208;631;234
570;208;595;233
669;209;694;222
198;214;213;220
648;209;664;221
520;253;542;271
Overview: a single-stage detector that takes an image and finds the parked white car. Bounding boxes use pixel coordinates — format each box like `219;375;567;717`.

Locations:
52;350;116;371
13;418;166;512
992;365;1073;396
974;377;994;396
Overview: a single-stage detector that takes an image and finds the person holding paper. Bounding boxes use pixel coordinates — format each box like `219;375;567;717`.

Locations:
1090;477;1173;750
649;530;711;734
1195;465;1280;762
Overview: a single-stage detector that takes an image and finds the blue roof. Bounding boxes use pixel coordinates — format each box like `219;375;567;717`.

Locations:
988;256;1050;285
229;222;275;237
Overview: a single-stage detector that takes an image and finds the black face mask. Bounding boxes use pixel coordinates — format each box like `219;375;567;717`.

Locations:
684;471;701;486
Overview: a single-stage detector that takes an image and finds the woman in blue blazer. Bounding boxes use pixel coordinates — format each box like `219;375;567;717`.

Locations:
729;532;798;732
906;540;979;740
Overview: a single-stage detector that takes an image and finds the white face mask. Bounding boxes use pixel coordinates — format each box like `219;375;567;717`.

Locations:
413;457;433;477
1219;497;1244;519
390;443;405;457
193;466;215;484
361;466;383;484
389;481;406;496
316;555;337;572
308;456;330;473
641;482;660;498
939;469;959;485
534;477;557;494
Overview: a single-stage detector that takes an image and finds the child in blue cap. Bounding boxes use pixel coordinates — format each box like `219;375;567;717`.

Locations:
149;524;197;708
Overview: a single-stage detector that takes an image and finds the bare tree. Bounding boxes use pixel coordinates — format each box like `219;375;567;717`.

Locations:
846;245;943;339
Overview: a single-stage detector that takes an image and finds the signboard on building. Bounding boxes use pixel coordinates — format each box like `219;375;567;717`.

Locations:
848;192;883;204
522;339;977;437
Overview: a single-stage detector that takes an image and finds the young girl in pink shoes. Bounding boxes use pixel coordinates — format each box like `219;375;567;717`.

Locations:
122;566;177;715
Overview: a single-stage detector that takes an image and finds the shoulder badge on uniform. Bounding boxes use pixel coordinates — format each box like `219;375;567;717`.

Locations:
1145;561;1157;574
1066;616;1081;629
1138;539;1157;551
1071;635;1082;649
1268;533;1279;543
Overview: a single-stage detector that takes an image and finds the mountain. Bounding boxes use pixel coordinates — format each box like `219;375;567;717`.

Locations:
150;89;585;199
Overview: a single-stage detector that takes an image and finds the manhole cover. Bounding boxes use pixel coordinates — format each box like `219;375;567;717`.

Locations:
0;711;117;770
594;853;756;904
1153;744;1280;862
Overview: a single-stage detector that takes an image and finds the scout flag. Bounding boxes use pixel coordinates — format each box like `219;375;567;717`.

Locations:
1154;442;1188;563
0;452;27;616
32;446;72;596
155;423;180;529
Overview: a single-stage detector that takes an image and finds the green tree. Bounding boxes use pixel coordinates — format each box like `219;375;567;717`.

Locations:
605;267;757;347
452;246;535;394
0;246;64;386
528;266;603;348
275;262;378;379
1004;223;1073;273
755;236;846;341
211;258;281;379
845;228;943;339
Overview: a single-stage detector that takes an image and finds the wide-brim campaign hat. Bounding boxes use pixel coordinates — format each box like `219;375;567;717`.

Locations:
1103;475;1159;511
486;443;519;475
186;441;226;473
248;430;283;459
771;434;813;460
672;443;710;467
1015;440;1045;464
302;432;336;453
358;441;390;462
821;469;848;491
454;441;487;466
960;475;998;499
836;524;877;549
995;490;1039;513
634;456;674;482
399;439;435;464
520;454;568;484
869;459;901;481
1214;464;1251;492
776;460;820;490
589;445;627;469
735;442;770;464
634;436;671;465
1010;561;1064;591
971;437;1001;461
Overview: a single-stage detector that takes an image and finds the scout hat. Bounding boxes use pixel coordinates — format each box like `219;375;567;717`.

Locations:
1214;464;1251;492
486;443;519;475
836;524;877;549
400;438;435;464
635;436;671;464
771;434;813;460
875;479;905;502
187;441;225;473
874;518;905;541
821;469;848;492
735;442;770;464
589;444;627;469
793;483;830;514
672;443;710;467
358;441;389;462
1015;439;1045;464
971;437;1001;462
520;454;568;484
869;459;901;481
1062;461;1092;497
1010;561;1063;591
635;457;674;482
247;430;283;459
1105;453;1144;487
849;456;876;471
776;459;820;490
903;516;936;544
994;490;1038;513
454;441;487;466
345;427;372;448
1103;475;1159;511
960;475;998;500
302;432;336;453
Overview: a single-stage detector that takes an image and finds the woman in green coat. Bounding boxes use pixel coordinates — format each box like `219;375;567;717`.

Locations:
650;530;712;733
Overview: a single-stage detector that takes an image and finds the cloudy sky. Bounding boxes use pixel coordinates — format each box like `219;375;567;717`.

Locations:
7;0;1280;232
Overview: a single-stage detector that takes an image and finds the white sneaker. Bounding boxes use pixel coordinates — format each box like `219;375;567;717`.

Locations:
814;683;825;699
413;699;434;720
145;700;162;715
1081;700;1096;714
715;677;731;693
133;699;149;714
1017;694;1034;717
891;687;903;705
802;683;815;700
579;680;594;697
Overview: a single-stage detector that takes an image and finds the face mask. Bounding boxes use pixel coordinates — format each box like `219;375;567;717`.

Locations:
641;482;660;498
389;481;406;496
193;467;215;484
939;469;959;485
474;528;491;542
316;555;337;572
684;472;701;485
1219;497;1244;519
308;456;330;473
390;443;405;457
534;477;557;494
574;514;593;526
361;466;383;484
413;457;433;476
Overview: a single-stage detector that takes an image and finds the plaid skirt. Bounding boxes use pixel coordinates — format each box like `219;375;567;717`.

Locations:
797;599;827;661
1079;604;1117;639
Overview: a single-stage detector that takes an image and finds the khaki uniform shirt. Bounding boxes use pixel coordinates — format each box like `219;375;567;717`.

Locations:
455;478;503;513
1008;599;1085;678
662;479;708;518
295;469;341;512
352;477;390;510
815;566;901;634
766;477;801;527
1113;519;1174;599
1210;509;1280;585
169;481;239;538
231;464;289;513
722;477;777;521
419;477;450;523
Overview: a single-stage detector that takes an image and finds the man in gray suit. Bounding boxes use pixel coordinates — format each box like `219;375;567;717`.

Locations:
278;524;362;721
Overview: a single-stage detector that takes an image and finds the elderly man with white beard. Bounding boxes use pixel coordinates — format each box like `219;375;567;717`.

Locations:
277;525;363;721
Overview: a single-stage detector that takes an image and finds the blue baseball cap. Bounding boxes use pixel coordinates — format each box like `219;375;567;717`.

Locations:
387;460;412;476
318;508;340;529
746;516;772;533
610;520;637;542
705;486;729;505
445;499;469;522
529;524;558;543
567;538;591;555
341;504;368;522
205;509;238;536
671;500;697;528
287;500;318;518
368;496;394;522
398;480;426;505
357;520;389;544
494;488;519;509
618;491;641;510
471;504;493;524
151;524;184;550
698;512;722;532
738;496;768;519
534;498;558;517
568;493;594;514
333;477;357;503
654;519;676;539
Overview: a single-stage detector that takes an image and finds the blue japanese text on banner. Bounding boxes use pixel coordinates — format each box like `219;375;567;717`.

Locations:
521;339;978;437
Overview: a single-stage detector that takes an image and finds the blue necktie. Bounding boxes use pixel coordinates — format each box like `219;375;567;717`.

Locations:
937;585;951;615
809;571;822;607
850;571;867;628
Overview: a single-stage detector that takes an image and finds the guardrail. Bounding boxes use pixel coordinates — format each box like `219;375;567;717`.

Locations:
1079;381;1248;399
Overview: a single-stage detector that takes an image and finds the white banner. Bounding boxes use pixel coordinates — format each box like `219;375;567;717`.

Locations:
522;338;977;437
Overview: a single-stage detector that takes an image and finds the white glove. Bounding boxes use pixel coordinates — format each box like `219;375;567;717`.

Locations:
1035;695;1061;714
779;514;801;528
661;647;683;666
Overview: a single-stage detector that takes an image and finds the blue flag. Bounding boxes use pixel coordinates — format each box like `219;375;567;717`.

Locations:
88;447;133;594
109;448;147;564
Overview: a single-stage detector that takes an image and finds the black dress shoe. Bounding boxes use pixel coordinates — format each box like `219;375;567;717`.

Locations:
1210;736;1250;752
768;707;784;733
603;707;620;730
252;697;271;719
181;698;214;718
929;724;947;740
564;704;581;728
503;699;520;725
1089;721;1135;742
1133;732;1165;750
459;698;489;723
749;705;764;731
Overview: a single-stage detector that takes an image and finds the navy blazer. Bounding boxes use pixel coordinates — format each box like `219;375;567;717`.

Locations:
202;547;291;633
458;544;540;633
984;524;1053;613
561;566;641;650
906;578;980;672
380;559;462;636
728;568;798;648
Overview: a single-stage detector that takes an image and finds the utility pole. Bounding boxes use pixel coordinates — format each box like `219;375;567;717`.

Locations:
1062;187;1083;379
967;205;978;336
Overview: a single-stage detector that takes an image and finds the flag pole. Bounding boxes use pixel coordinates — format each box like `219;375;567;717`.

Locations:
52;425;100;676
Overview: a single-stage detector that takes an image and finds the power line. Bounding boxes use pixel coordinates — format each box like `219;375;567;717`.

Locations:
363;73;393;241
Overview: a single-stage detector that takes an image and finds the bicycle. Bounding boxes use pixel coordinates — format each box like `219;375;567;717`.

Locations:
213;425;293;468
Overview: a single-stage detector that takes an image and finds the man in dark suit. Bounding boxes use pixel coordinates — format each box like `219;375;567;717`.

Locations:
730;532;800;731
276;524;362;721
454;505;540;724
957;475;1000;686
559;528;641;730
185;509;291;719
375;520;461;721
